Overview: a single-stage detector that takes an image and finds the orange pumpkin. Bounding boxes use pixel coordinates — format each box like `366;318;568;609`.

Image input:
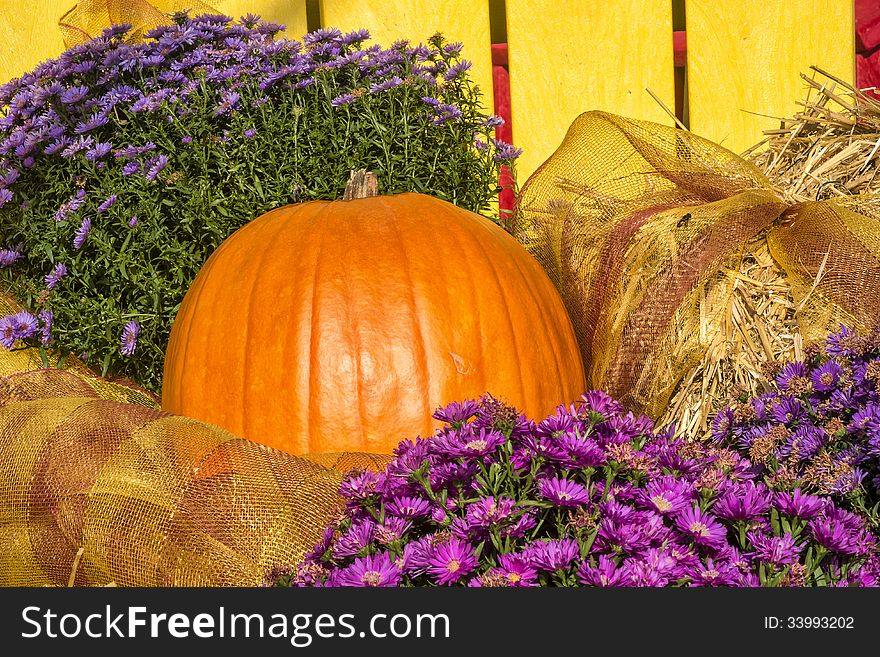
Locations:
162;173;585;454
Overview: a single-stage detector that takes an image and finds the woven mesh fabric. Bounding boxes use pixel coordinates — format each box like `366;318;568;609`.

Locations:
59;0;219;46
0;368;391;587
513;111;880;418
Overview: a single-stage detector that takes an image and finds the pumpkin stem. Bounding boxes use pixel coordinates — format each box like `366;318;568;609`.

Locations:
343;169;379;200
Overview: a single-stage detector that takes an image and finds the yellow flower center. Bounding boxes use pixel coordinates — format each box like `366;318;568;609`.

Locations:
651;495;671;512
447;559;461;573
689;521;709;537
361;571;381;586
466;439;487;451
507;572;521;583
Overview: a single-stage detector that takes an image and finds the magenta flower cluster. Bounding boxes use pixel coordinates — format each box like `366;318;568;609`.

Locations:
284;390;880;588
713;325;880;529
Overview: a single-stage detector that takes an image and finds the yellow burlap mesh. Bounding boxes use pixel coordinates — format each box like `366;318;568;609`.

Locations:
0;368;390;587
513;111;880;419
59;0;219;47
0;292;160;407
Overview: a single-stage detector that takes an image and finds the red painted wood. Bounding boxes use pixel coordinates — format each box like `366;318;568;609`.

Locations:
673;31;687;67
856;0;880;52
491;44;515;223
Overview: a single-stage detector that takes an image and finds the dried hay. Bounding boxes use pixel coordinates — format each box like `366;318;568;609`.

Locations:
657;67;877;438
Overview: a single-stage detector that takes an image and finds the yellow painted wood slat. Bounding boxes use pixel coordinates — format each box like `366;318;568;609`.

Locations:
214;0;307;38
0;0;70;83
506;0;676;180
320;0;494;111
686;0;855;154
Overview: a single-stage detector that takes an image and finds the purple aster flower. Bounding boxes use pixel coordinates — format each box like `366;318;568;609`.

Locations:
331;93;358;107
577;555;631;587
386;494;432;519
0;188;12;207
1;168;20;186
625;557;672;587
537;476;591;508
375;516;411;545
333;552;401;587
340;469;381;502
74;112;109;134
809;507;868;555
447;426;507;458
85;142;113;161
776;361;809;391
0;315;16;349
687;558;742;587
711;407;736;443
397;535;434;576
713;481;771;521
243;128;256;139
520;432;568;461
748;531;802;566
38;310;53;345
770;396;807;426
675;506;728;550
341;28;370;45
443;59;472;81
499;508;537;539
810;360;843;393
304;27;343;46
427;538;477;585
73;217;92;250
332;519;376;558
432;399;479;425
773;489;826;518
825;324;867;358
115;142;156;160
492;139;523;162
61;136;94;158
128;215;138;228
145;154;168;181
11;311;38;340
849;402;880;434
432;103;463;125
213;90;240;116
96;194;117;213
487;553;539;587
60;85;89;105
637;476;692;515
54;189;86;221
181;135;193;144
0;248;21;267
122;161;140;176
44;263;67;289
557;433;606;468
526;538;579;572
465;496;516;529
606;511;669;554
369;76;405;93
120;320;140;356
777;424;826;462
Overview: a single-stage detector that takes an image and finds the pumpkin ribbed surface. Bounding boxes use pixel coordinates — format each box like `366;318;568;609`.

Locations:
162;193;585;454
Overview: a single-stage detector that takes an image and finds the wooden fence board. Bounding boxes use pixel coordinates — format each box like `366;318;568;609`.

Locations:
506;0;676;179
686;0;855;153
